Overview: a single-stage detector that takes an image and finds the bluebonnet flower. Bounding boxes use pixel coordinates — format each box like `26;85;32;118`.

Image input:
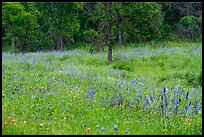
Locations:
194;100;200;113
113;124;118;132
150;92;155;102
8;85;12;89
71;117;74;122
127;116;130;121
161;104;164;110
188;102;192;107
71;83;74;88
187;107;192;113
6;90;9;95
140;94;142;100
157;92;162;103
136;98;140;103
128;102;131;109
186;92;189;100
164;97;168;108
101;127;105;132
178;98;181;103
118;84;121;89
96;125;100;129
144;96;150;105
183;115;187;118
86;92;93;98
82;124;86;128
164;87;168;93
34;114;39;120
171;99;175;107
10;97;13;102
125;128;129;134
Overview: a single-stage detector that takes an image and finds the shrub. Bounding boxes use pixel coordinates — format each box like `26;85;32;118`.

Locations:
59;54;71;61
112;60;134;71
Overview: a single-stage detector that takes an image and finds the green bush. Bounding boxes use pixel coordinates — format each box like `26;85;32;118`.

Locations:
112;60;134;71
59;54;71;61
149;54;168;62
174;71;202;87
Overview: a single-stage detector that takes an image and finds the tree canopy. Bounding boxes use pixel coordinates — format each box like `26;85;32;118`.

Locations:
2;2;202;62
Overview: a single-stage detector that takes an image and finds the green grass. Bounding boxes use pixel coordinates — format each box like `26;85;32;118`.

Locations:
2;41;202;135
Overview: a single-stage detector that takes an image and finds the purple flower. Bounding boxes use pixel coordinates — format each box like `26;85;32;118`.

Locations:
188;102;192;107
165;97;168;108
125;128;129;134
144;96;150;105
10;97;13;102
34;114;39;120
178;98;181;103
118;84;121;89
113;125;118;131
186;92;189;100
82;124;86;128
101;127;105;131
150;92;155;102
164;87;167;93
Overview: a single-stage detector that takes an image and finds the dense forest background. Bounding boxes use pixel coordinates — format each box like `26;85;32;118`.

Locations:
2;2;202;59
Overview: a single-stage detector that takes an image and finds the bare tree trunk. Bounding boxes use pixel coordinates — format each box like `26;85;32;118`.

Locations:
60;36;63;50
108;21;113;63
57;36;60;51
119;29;122;45
12;37;16;53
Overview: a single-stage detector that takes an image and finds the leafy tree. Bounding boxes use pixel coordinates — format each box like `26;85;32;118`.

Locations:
123;2;163;43
36;2;82;51
2;2;40;52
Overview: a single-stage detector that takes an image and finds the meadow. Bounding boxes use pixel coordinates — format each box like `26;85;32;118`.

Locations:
2;41;202;135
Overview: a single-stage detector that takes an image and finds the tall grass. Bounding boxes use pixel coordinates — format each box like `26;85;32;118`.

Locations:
2;41;202;135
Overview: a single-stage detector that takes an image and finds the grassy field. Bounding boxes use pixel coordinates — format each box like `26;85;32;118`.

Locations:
2;41;202;135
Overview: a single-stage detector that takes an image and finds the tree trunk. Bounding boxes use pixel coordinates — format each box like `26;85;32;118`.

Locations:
57;36;60;50
119;28;122;45
60;36;63;50
108;21;113;63
12;37;17;53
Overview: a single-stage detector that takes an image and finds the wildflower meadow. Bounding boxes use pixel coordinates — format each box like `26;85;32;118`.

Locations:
2;41;202;135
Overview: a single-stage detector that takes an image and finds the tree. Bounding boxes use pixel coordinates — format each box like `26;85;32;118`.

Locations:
159;2;202;41
36;2;82;51
2;2;40;53
122;2;163;43
84;2;126;63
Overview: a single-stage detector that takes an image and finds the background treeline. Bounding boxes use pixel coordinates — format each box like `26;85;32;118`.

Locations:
2;2;202;53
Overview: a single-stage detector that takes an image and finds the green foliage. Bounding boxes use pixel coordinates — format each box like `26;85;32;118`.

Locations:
123;2;163;42
2;2;43;52
59;55;71;61
185;71;201;87
173;71;202;87
2;2;202;53
112;60;134;71
197;16;202;25
180;16;196;27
